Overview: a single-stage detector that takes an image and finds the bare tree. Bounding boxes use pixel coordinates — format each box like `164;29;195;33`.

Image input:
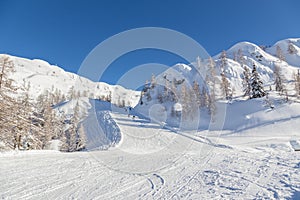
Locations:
242;66;251;98
294;69;300;97
273;63;285;95
276;45;285;61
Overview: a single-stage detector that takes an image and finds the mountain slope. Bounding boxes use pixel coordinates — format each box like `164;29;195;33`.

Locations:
3;54;141;107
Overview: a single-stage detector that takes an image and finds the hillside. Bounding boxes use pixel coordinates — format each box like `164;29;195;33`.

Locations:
136;38;300;130
4;54;141;107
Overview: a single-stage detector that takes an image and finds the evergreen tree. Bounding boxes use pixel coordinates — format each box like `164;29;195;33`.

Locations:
250;64;266;98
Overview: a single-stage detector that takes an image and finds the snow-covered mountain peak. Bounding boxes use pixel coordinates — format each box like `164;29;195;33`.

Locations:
174;63;192;71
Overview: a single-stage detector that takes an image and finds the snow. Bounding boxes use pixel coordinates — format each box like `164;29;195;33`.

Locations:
1;108;300;199
1;54;141;107
2;38;300;198
266;38;300;68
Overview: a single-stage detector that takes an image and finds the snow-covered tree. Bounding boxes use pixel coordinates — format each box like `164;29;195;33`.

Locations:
193;81;201;107
273;63;285;94
76;124;86;151
64;101;85;152
250;64;266;98
220;71;232;100
219;50;227;70
0;56;18;149
206;57;217;115
66;101;80;152
150;74;156;89
68;86;76;99
200;86;209;108
294;69;300;97
242;66;251;98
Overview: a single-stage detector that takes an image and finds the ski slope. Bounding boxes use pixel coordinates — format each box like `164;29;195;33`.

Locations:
1;110;300;199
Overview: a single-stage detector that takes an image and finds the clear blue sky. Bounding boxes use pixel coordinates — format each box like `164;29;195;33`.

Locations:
1;0;300;87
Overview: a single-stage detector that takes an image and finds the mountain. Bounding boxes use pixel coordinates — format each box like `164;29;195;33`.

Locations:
136;38;300;129
3;54;141;107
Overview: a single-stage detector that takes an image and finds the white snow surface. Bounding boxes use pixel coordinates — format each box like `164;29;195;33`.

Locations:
1;98;300;199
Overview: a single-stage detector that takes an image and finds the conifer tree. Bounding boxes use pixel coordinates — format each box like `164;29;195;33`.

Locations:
250;64;266;98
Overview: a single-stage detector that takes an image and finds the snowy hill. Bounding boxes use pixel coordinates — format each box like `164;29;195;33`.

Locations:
266;38;300;68
136;38;300;130
3;54;141;107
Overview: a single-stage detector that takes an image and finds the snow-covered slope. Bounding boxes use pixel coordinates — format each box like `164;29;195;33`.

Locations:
266;38;300;67
2;54;141;107
136;38;300;130
1;106;300;199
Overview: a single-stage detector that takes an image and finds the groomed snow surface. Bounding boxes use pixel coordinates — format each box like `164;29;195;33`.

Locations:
1;99;300;199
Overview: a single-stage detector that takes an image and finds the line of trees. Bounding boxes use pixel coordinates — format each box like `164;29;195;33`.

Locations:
0;56;85;151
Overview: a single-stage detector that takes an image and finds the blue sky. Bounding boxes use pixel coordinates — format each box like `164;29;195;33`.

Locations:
1;0;300;88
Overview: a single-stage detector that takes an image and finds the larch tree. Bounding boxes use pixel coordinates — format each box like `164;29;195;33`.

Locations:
242;66;251;98
192;81;201;107
206;57;217;115
294;69;300;97
220;71;232;100
219;50;232;100
273;63;285;95
0;56;18;149
276;45;285;61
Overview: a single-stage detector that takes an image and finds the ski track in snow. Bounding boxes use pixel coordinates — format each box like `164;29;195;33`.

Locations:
1;112;300;199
